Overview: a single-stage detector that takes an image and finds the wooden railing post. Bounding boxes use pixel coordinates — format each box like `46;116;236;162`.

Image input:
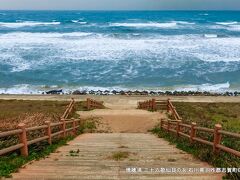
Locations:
190;122;197;143
45;121;52;145
87;98;90;110
167;120;170;133
160;119;163;129
72;118;76;135
61;118;66;138
213;124;222;154
152;99;156;111
18;123;28;157
176;120;181;137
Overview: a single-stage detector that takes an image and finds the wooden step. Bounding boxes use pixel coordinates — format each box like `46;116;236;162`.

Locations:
9;133;223;180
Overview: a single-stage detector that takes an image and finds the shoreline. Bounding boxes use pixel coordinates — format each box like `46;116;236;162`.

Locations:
1;94;240;103
1;89;240;96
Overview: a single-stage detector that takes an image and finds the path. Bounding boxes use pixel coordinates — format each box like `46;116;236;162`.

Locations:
10;133;222;180
8;99;224;179
79;109;165;133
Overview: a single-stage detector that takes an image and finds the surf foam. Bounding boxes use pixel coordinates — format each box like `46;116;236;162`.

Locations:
110;22;178;28
0;21;60;28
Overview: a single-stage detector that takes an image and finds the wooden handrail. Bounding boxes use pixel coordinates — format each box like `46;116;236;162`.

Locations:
0;99;80;157
160;119;240;158
167;99;181;120
86;98;104;110
0;118;81;156
61;98;75;119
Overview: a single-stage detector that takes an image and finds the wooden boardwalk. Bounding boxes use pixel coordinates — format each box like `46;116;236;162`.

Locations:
9;133;222;180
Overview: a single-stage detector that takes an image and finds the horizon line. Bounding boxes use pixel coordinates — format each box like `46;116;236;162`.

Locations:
0;9;240;11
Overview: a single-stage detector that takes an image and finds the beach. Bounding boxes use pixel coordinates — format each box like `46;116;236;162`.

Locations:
1;94;240;104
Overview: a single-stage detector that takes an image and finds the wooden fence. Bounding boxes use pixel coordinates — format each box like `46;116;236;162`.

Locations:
86;98;104;110
61;98;75;119
166;98;182;121
0;119;81;157
160;99;240;158
138;99;157;111
0;99;79;157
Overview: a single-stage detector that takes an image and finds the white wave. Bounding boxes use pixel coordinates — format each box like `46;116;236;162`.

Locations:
0;32;240;73
173;21;195;25
71;20;87;24
0;21;60;28
0;82;235;95
174;82;230;92
227;24;240;32
204;34;218;38
216;21;238;25
0;32;92;39
0;84;42;94
110;22;177;28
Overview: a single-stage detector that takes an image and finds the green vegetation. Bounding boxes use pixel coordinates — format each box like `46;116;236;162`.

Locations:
173;102;240;133
152;102;240;180
68;149;80;157
0;135;74;178
111;151;130;161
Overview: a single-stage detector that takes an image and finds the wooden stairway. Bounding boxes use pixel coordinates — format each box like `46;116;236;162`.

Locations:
8;133;223;180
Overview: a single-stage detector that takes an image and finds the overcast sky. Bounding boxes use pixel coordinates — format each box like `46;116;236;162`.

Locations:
0;0;240;10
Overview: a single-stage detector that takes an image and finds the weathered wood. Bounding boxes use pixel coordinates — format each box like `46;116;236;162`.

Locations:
213;124;222;154
190;122;197;143
0;129;22;138
0;143;24;156
18;123;28;157
45;121;52;145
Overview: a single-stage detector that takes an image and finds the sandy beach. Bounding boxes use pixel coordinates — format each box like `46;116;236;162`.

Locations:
1;95;240;109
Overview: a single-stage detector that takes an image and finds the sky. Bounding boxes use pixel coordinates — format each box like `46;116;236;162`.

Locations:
0;0;240;10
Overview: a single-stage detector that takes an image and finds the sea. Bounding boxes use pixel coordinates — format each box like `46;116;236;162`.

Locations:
0;11;240;94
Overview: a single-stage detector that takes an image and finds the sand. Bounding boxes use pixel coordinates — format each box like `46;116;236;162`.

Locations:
79;109;166;133
1;94;240;104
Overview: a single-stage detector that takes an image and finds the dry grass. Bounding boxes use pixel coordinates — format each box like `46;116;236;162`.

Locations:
0;100;85;131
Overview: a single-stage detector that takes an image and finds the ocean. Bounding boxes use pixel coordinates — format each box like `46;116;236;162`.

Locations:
0;11;240;94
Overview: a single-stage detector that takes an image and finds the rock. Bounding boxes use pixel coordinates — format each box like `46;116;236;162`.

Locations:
46;89;63;95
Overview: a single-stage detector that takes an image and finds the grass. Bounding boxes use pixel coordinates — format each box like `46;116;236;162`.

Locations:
111;151;130;161
0;135;74;178
68;149;80;157
173;102;240;133
0;100;86;131
152;102;240;180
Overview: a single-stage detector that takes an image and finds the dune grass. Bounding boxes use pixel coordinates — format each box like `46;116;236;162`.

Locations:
0;99;86;131
152;102;240;180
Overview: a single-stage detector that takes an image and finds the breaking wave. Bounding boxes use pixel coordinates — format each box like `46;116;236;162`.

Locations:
0;82;234;94
109;22;178;28
0;21;60;28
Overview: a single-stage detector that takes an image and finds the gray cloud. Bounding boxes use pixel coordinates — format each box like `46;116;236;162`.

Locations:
0;0;239;10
